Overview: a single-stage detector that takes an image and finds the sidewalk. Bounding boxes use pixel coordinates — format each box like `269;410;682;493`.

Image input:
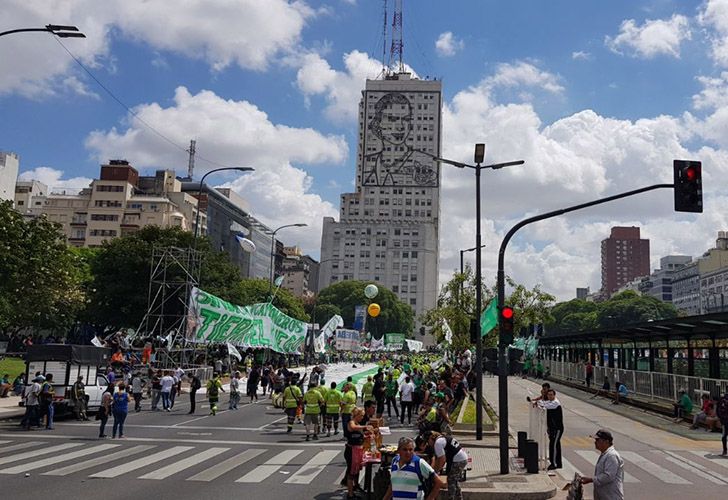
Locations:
440;375;562;499
0;395;24;420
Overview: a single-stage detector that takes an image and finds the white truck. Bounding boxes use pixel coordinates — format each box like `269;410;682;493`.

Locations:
25;344;111;413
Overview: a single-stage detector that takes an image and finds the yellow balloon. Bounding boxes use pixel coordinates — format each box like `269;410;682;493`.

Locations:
367;303;381;318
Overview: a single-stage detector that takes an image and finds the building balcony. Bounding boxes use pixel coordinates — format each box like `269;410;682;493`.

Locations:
120;222;140;228
70;220;87;226
68;236;86;242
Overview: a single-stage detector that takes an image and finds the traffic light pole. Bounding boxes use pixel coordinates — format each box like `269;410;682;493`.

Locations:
496;182;673;474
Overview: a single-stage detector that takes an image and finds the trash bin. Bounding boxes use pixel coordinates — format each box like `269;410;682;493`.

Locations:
525;439;539;473
517;431;528;458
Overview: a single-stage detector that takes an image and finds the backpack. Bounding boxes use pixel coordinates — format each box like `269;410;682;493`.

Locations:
717;396;728;422
208;380;219;397
191;377;201;391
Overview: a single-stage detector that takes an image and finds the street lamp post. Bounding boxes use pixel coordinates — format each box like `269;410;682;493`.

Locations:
268;223;308;297
0;24;86;38
422;145;524;442
193;167;254;244
459;244;486;308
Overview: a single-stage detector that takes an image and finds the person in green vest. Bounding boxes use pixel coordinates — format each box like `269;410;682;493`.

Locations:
283;379;303;433
341;382;358;440
324;381;343;437
673;389;693;422
303;382;325;441
523;357;533;378
535;360;545;379
362;376;374;403
206;372;224;416
385;372;400;420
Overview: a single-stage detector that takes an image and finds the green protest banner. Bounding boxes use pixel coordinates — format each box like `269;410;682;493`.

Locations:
384;333;406;350
188;287;307;354
480;296;498;337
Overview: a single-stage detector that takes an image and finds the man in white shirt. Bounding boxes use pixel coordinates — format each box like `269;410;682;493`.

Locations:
581;429;624;500
229;371;240;410
160;371;175;412
399;376;415;425
22;377;42;430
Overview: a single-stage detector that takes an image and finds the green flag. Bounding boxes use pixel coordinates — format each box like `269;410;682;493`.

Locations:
480;297;498;337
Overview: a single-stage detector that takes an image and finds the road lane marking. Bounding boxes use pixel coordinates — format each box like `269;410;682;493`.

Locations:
0;442;83;466
660;450;728;484
285;450;340;484
43;445;156;476
557;457;585;482
0;433;341;448
138;447;229;479
256;415;287;431
0;441;45;454
187;448;266;482
689;450;728;469
620;450;691;484
89;446;193;478
236;449;303;483
575;450;640;482
0;444;119;474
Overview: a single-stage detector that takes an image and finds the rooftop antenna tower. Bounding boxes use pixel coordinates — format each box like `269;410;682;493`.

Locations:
381;0;388;75
186;139;196;179
389;0;404;73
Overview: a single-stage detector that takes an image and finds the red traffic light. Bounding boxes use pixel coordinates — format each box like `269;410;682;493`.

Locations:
501;307;514;319
684;166;697;182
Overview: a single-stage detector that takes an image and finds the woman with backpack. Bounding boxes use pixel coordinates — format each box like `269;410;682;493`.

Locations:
111;382;130;439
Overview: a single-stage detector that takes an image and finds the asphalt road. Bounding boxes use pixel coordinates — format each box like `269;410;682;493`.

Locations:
0;364;382;500
486;375;728;499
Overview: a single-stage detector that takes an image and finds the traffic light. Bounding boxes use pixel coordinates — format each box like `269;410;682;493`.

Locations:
673;160;702;213
500;306;514;347
419;326;426;336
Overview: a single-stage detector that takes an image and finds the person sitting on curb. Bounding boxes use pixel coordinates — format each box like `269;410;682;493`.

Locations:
612;382;628;405
591;378;611;400
673;389;693;423
691;394;714;429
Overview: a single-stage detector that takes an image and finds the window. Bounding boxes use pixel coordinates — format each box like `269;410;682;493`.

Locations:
17;200;24;206
89;229;117;237
90;214;119;221
96;185;124;192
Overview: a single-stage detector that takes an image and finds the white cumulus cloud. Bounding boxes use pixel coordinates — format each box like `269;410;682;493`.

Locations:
699;0;728;67
0;0;316;97
605;14;691;59
435;31;464;57
18;167;93;192
84;87;348;254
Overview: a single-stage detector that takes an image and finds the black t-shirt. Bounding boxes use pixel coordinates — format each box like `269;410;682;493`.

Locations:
373;380;386;401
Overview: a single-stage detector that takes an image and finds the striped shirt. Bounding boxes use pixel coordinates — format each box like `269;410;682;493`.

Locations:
390;454;434;499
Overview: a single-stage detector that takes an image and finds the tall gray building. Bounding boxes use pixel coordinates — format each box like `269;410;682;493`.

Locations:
319;73;442;341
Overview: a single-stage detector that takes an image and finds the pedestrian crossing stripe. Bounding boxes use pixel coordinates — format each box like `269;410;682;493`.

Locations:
561;436;594;448
1;439;727;487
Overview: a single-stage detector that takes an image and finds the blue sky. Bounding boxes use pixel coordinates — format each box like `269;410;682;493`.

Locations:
2;0;728;301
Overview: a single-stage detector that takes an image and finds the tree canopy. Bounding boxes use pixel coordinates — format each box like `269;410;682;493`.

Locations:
548;290;678;334
0;201;86;335
423;266;556;349
315;280;414;336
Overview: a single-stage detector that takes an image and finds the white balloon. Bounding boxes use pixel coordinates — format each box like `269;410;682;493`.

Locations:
364;284;379;299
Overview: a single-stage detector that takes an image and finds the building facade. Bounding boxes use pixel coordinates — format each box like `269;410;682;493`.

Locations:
640;255;693;302
319;73;442;340
281;246;320;298
600;226;650;297
179;183;273;281
0;151;20;202
15;161;201;247
671;260;701;316
698;231;728;314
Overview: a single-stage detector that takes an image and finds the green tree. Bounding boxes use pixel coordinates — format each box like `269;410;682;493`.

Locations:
228;278;308;322
316;280;414;336
423;267;555;349
86;226;242;332
595;290;677;328
0;201;86;335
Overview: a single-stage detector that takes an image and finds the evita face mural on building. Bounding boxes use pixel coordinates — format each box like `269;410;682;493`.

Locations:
362;92;438;187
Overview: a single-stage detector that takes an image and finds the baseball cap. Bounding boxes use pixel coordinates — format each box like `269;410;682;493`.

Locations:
591;429;613;441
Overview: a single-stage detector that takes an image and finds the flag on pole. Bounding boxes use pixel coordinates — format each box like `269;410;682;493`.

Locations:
442;318;453;344
226;342;242;361
480;296;499;337
91;336;103;347
315;315;344;353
